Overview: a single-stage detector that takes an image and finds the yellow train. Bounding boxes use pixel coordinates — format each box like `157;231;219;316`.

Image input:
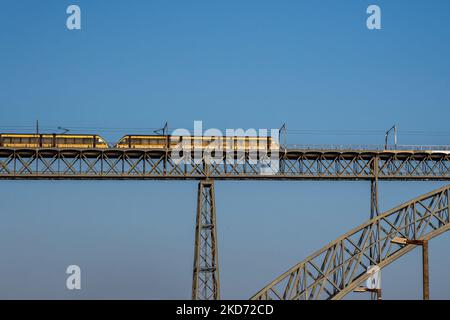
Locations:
114;135;279;150
0;133;279;151
0;134;109;148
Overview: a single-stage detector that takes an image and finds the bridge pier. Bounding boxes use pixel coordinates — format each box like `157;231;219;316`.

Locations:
369;157;381;300
371;156;380;219
422;240;429;300
370;179;379;219
192;180;220;300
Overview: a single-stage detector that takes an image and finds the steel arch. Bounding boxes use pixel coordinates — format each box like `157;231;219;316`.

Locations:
251;185;450;300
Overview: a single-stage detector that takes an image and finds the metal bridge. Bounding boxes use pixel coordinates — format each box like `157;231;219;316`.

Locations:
251;184;450;300
0;145;449;300
0;146;449;180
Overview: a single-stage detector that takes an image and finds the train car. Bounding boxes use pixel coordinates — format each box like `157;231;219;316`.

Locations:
114;135;279;151
177;136;278;151
0;134;109;149
114;135;170;149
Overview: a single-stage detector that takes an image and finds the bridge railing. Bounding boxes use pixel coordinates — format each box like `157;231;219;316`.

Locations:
285;144;450;152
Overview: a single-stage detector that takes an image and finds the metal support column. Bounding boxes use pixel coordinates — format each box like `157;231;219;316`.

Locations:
370;179;379;219
192;180;220;300
370;157;379;219
369;157;380;300
422;240;429;300
391;237;430;300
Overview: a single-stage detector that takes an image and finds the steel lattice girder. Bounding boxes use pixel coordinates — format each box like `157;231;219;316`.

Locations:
251;185;450;300
0;148;449;180
192;180;220;300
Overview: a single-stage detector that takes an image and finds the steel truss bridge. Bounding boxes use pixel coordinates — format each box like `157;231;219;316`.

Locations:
0;148;449;180
0;146;449;300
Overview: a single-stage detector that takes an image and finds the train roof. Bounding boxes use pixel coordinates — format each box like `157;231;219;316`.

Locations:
119;134;274;138
0;133;104;137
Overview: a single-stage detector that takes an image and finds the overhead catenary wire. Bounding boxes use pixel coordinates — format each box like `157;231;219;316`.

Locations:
0;123;450;137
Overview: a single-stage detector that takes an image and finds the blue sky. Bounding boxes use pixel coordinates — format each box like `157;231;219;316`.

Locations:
0;1;449;299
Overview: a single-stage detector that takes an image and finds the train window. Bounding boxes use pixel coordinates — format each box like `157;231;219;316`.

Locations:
119;137;129;146
169;136;181;147
223;137;232;149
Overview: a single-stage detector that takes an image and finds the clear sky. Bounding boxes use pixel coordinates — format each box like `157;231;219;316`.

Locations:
0;1;449;299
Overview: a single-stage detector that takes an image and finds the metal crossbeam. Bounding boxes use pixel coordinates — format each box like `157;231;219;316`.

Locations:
251;184;450;300
192;180;220;300
0;148;449;180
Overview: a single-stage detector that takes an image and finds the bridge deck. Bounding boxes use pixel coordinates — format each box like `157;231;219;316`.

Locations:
0;147;448;180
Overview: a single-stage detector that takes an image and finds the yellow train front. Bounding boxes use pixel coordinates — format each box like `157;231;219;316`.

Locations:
114;135;279;151
0;133;109;149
